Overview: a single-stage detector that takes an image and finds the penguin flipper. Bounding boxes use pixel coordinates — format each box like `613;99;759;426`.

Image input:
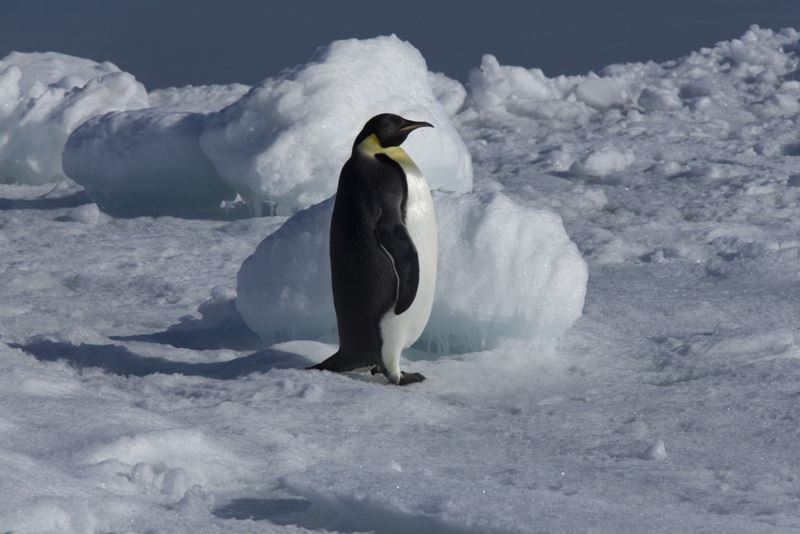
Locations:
376;221;419;315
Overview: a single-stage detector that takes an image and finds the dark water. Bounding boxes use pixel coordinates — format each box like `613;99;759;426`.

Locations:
1;0;798;88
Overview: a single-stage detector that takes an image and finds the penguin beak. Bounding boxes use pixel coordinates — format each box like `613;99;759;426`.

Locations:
399;120;434;133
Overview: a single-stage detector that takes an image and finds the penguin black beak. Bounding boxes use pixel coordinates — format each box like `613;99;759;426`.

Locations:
399;120;434;133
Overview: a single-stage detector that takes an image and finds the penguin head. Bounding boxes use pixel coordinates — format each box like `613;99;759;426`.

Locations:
353;113;433;150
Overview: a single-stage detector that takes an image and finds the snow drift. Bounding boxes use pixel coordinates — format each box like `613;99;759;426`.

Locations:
200;35;473;214
0;52;148;185
61;35;472;216
63;110;235;214
236;192;587;353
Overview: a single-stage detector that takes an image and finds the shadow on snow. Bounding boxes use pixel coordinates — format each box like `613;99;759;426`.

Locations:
212;495;500;534
10;339;312;379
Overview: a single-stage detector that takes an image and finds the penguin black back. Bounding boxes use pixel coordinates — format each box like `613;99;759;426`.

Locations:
310;113;434;385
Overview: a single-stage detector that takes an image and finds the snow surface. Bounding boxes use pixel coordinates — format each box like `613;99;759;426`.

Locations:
236;192;587;353
3;26;800;533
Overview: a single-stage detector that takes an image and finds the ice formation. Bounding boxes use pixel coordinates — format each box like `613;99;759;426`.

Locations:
0;52;148;185
200;35;473;214
60;36;472;215
63;110;234;214
467;26;800;128
236;192;587;353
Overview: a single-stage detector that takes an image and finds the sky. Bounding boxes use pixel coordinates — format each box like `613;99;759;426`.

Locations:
1;0;799;89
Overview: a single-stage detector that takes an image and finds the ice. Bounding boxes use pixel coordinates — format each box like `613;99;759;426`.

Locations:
570;146;635;177
0;52;148;185
236;192;587;353
148;83;251;113
201;35;473;214
63;110;235;215
574;76;625;110
60;36;471;216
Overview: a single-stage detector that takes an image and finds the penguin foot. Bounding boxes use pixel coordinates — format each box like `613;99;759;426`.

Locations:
398;371;426;386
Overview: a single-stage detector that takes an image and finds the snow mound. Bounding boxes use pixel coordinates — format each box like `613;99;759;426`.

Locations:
236;192;587;353
63;110;234;214
467;26;800;127
201;35;473;214
148;83;251;113
425;192;587;352
0;52;148;185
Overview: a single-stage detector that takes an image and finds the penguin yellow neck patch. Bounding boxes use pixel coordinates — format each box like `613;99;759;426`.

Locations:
357;134;417;170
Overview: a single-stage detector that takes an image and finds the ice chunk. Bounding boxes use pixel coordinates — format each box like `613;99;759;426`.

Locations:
63;110;235;215
236;198;336;343
201;35;473;214
467;54;603;125
236;192;587;353
426;193;587;352
570;146;634;177
574;77;624;110
637;87;682;111
428;71;467;117
469;55;559;110
0;52;148;185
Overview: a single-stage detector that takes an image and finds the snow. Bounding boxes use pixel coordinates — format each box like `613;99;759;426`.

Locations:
59;36;472;216
3;25;800;534
236;192;587;353
63;110;235;215
148;83;251;113
200;35;473;214
0;52;149;185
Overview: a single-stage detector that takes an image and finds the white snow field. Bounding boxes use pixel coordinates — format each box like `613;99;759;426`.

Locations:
2;25;800;533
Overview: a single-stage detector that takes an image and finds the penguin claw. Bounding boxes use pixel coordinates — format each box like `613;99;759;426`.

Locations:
398;371;426;386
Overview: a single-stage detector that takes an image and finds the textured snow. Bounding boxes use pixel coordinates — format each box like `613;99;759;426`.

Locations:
236;192;587;351
200;35;473;214
0;52;149;185
3;26;800;534
148;83;251;113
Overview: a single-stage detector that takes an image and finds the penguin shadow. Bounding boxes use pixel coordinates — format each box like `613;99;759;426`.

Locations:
0;190;92;211
11;338;312;380
212;494;501;534
110;297;263;352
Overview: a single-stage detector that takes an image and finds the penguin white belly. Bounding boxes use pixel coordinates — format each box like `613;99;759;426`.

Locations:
379;161;438;382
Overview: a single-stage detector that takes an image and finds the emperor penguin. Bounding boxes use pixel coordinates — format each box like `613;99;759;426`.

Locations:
310;113;437;385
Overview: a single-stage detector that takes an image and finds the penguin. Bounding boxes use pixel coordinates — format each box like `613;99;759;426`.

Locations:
309;113;437;385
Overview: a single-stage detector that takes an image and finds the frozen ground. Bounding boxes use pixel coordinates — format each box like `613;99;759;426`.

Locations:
3;26;800;533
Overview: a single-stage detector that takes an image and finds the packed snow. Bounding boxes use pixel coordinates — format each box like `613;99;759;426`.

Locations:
237;192;587;353
3;25;800;534
0;52;148;185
